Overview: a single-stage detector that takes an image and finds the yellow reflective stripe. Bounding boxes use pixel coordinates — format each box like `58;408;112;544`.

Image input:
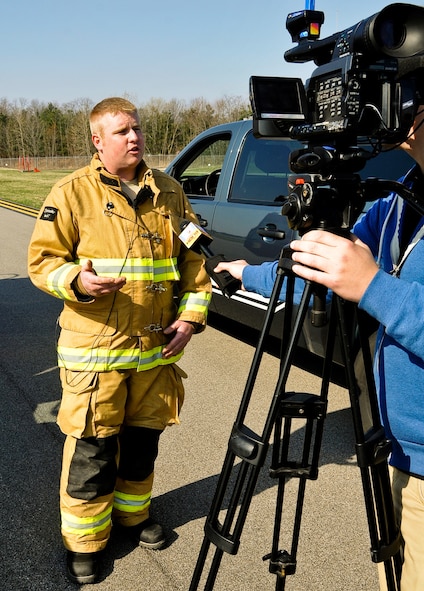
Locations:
75;257;180;282
57;345;183;372
46;262;76;299
61;507;112;536
178;291;212;315
58;347;139;370
137;349;183;371
153;258;180;282
113;491;151;514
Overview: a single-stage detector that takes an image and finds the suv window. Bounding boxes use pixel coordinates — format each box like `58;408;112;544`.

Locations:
174;135;231;198
227;130;414;206
359;148;413;181
229;131;302;205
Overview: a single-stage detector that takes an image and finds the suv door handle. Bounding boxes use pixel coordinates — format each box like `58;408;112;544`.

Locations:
196;214;208;228
257;223;286;241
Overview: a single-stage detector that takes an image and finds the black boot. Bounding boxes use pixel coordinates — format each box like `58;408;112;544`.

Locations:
137;518;166;549
113;517;166;549
66;551;99;584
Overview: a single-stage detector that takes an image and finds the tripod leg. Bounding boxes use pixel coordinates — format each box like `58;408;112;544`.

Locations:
335;298;402;591
189;264;317;591
264;389;328;586
266;294;401;591
262;283;338;588
191;266;402;591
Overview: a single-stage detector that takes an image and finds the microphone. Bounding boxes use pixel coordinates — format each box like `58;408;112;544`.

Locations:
179;221;241;297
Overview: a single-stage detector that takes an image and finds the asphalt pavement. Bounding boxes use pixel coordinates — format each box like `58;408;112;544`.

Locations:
0;207;380;590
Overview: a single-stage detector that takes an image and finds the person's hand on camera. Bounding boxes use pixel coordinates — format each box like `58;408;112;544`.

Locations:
214;259;248;288
290;230;379;303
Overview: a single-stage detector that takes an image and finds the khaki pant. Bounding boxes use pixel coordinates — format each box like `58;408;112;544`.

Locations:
57;364;186;552
378;467;424;591
354;335;424;590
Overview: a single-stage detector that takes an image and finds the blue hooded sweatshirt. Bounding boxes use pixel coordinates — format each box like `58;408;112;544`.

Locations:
242;165;424;476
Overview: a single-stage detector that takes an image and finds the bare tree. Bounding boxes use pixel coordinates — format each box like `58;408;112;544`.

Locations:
213;95;251;124
0;94;251;161
64;98;94;158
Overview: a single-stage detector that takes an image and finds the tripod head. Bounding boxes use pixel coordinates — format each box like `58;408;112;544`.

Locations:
281;147;424;236
281;142;381;235
278;145;371;328
282;171;365;236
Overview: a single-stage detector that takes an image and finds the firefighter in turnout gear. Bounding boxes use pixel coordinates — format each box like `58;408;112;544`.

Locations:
28;97;212;585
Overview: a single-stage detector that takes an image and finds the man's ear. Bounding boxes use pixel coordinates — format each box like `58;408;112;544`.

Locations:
92;133;101;150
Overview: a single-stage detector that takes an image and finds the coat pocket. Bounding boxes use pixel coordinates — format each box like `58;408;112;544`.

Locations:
59;308;118;335
57;369;98;437
164;363;187;426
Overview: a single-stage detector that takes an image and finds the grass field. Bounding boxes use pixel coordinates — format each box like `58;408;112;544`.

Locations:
0;168;72;210
0;165;212;211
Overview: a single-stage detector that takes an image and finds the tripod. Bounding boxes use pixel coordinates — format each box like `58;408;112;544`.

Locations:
189;246;402;591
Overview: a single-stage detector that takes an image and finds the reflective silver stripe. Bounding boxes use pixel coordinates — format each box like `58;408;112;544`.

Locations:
178;291;212;315
76;257;180;281
113;491;151;513
61;507;112;535
47;262;76;299
57;345;183;372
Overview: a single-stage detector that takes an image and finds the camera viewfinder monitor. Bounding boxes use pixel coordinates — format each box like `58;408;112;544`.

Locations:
250;76;307;138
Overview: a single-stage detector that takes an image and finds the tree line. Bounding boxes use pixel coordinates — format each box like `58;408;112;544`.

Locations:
0;96;251;160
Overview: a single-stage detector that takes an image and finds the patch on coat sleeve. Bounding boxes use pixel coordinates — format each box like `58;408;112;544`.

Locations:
40;206;58;221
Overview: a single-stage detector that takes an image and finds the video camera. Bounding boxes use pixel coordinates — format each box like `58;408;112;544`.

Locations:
250;2;424;233
251;3;424;148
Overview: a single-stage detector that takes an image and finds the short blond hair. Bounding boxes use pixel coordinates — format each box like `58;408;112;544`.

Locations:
90;97;138;136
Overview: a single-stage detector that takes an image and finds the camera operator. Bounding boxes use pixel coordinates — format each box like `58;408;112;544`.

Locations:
215;105;424;590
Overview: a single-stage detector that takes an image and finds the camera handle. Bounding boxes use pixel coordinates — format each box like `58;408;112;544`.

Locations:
189;247;402;591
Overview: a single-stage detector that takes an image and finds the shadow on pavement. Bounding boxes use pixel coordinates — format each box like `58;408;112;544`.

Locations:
0;277;358;589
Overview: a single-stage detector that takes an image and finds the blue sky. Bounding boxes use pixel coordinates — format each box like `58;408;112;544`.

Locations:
1;0;419;105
